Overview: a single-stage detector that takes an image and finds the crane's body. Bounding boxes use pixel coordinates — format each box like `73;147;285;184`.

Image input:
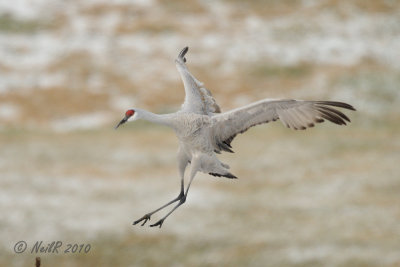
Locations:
130;109;236;178
115;47;356;228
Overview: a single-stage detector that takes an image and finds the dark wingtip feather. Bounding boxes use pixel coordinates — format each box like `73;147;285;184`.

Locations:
317;108;347;125
316;101;356;111
317;105;351;122
223;141;233;148
221;143;234;153
179;46;189;59
226;173;238;179
209;172;237;179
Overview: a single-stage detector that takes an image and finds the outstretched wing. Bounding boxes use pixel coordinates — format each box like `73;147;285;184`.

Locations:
211;99;356;153
175;47;221;115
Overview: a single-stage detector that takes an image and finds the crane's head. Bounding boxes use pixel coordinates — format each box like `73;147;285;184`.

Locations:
115;109;136;129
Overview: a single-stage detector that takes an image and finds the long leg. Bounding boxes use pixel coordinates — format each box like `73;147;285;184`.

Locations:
133;153;188;226
150;162;199;228
133;177;185;226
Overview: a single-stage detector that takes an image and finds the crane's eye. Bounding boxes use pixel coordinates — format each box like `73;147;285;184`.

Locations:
125;109;135;117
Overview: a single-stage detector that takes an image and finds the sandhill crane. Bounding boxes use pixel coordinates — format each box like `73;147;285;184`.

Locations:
115;47;355;228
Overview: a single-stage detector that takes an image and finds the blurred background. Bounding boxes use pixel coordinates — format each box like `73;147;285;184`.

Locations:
1;0;399;266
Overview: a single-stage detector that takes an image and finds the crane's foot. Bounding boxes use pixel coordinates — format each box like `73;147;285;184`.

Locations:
133;214;151;226
150;219;164;228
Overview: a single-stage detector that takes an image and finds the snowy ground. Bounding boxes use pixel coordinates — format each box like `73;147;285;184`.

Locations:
1;121;399;266
0;0;399;123
1;0;399;266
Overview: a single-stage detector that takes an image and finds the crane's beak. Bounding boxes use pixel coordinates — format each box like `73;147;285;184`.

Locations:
115;116;128;129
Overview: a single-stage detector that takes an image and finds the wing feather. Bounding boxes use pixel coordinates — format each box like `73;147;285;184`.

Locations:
211;99;355;152
175;47;221;115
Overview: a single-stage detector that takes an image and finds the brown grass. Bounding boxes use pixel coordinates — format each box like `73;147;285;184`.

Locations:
0;88;110;124
1;114;399;266
226;0;400;17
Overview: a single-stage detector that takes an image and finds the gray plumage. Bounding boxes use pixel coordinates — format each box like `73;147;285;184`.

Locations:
116;47;356;228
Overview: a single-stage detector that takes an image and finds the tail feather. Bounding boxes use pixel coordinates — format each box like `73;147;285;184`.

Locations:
209;172;237;179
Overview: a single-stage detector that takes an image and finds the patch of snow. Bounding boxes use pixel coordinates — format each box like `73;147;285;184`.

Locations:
0;0;57;20
51;112;112;132
82;0;155;7
0;103;20;120
109;95;137;111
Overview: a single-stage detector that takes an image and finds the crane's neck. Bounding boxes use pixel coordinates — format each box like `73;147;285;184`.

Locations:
135;109;175;128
